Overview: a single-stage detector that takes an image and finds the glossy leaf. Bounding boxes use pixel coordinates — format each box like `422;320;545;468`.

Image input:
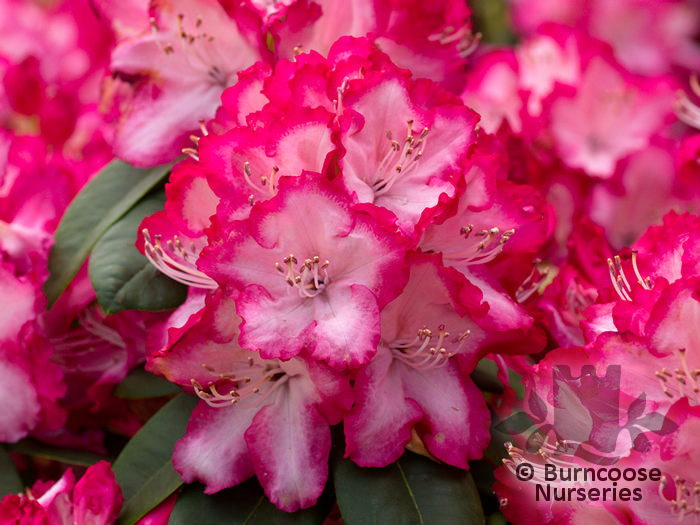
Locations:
88;193;187;314
168;477;334;525
7;439;107;467
113;393;198;525
114;365;182;399
0;445;22;498
333;450;485;525
45;159;173;307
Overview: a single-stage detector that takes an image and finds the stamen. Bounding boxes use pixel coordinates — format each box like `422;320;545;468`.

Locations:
427;25;481;57
372;120;429;197
659;475;700;518
192;360;290;409
654;348;700;404
390;325;461;370
142;228;217;289
443;225;514;265
631;250;652;290
675;76;700;129
182;147;199;161
242;162;279;198
49;308;127;373
277;253;330;298
516;260;548;303
607;257;632;301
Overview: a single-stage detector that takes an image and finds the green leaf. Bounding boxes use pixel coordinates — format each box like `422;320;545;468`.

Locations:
168;477;334;525
471;359;506;394
469;0;516;44
7;439;107;467
45;159;173;308
114;365;183;399
0;445;23;497
88;193;187;314
333;450;485;525
113;393;198;525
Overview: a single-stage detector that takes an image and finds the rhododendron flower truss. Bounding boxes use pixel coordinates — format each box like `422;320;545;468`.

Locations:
148;291;353;512
199;172;408;369
102;0;268;166
344;252;491;469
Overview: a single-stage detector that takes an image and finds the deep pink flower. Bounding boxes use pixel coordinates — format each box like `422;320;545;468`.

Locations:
0;258;65;443
199;105;338;220
460;49;521;134
0;461;122;525
72;461;123;525
0;0;113;148
538;217;614;347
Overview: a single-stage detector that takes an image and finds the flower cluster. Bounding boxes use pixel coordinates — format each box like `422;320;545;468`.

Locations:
2;0;700;523
137;36;549;510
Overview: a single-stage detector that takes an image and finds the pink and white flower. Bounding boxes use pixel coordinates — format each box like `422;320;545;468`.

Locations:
148;290;353;511
199;172;408;369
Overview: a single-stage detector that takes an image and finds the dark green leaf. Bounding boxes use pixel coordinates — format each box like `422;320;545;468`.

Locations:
333;450;485;525
399;453;485;525
88;193;187;314
493;412;534;437
45;159;173;307
469;0;516;44
113;393;198;525
471;359;505;394
486;512;508;525
7;439;107;467
168;477;334;525
0;445;23;497
114;365;183;399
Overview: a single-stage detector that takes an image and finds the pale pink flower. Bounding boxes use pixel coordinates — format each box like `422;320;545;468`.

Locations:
509;0;700;75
